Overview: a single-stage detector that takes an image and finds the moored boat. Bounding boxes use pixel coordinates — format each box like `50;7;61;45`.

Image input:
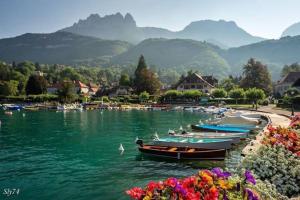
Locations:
191;124;250;133
208;123;258;130
169;132;242;144
153;136;233;149
136;140;226;160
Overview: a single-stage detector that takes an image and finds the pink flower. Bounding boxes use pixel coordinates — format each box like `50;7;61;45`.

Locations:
126;187;144;200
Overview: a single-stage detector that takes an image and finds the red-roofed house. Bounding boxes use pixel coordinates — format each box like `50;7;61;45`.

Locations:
87;82;99;96
74;81;89;95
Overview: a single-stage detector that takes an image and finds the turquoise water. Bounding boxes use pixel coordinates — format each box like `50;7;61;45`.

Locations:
0;110;245;200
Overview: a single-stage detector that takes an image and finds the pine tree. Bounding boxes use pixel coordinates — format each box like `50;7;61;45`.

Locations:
240;58;272;94
134;55;161;94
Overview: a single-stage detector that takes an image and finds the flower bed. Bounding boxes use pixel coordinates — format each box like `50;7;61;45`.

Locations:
126;168;260;200
290;114;300;130
262;125;300;156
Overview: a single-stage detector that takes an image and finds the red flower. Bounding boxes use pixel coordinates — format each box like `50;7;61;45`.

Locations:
182;176;196;189
164;177;177;188
126;187;144;200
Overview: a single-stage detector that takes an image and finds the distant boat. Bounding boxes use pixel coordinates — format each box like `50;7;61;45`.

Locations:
136;140;226;160
3;104;23;111
191;124;250;133
153;137;233;149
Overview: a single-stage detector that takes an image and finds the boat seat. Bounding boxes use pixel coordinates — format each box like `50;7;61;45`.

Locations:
187;149;195;152
168;147;177;152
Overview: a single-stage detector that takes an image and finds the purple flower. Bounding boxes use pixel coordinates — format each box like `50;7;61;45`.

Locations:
245;170;256;185
223;190;228;200
245;188;259;200
211;167;231;178
174;183;187;196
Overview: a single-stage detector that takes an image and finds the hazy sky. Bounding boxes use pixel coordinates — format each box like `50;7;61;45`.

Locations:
1;0;300;39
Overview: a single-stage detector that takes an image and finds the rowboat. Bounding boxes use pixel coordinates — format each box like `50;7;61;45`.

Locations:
136;140;226;160
169;131;242;143
191;124;250;133
208;123;258;130
152;137;233;149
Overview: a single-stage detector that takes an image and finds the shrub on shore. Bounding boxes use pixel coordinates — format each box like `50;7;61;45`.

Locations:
242;145;300;197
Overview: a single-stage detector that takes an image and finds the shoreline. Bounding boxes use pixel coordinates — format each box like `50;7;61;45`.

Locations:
240;110;291;156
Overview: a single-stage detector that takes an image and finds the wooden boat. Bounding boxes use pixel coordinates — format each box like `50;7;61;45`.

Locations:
191;124;250;133
170;131;248;139
170;133;241;144
136;140;226;160
207;123;258;130
153;137;233;149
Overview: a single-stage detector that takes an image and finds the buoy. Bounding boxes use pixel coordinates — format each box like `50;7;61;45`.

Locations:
154;132;159;140
22;113;26;117
119;144;124;152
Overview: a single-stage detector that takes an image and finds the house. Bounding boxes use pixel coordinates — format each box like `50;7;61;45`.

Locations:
274;72;300;96
74;81;89;95
175;73;215;93
87;82;99;96
292;78;300;91
46;83;61;94
202;76;218;87
108;86;133;97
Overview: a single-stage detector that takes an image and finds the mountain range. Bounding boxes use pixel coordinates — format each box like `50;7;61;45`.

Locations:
1;13;300;81
61;13;265;48
0;32;131;65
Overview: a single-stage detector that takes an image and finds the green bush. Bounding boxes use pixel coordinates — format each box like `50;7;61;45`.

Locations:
242;145;300;197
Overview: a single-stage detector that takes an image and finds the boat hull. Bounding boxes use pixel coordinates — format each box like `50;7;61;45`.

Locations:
191;124;250;133
153;139;232;149
171;134;241;144
138;146;226;160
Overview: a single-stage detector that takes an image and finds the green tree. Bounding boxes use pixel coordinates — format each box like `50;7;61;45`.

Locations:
281;63;300;77
134;55;161;94
182;90;202;99
219;77;238;91
58;82;77;103
139;91;150;103
245;88;266;110
212;88;227;98
240;58;272;94
16;61;35;76
229;88;245;104
25;75;47;95
119;73;131;86
0;80;19;96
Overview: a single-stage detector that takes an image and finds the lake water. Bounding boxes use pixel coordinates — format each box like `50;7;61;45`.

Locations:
0;110;248;200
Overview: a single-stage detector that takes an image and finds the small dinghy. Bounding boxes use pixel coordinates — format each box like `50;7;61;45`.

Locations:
153;136;233;149
169;130;248;139
136;139;226;160
191;124;250;133
170;133;241;144
209;123;258;130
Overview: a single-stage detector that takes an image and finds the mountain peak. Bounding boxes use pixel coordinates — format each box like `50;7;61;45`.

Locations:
282;21;300;37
